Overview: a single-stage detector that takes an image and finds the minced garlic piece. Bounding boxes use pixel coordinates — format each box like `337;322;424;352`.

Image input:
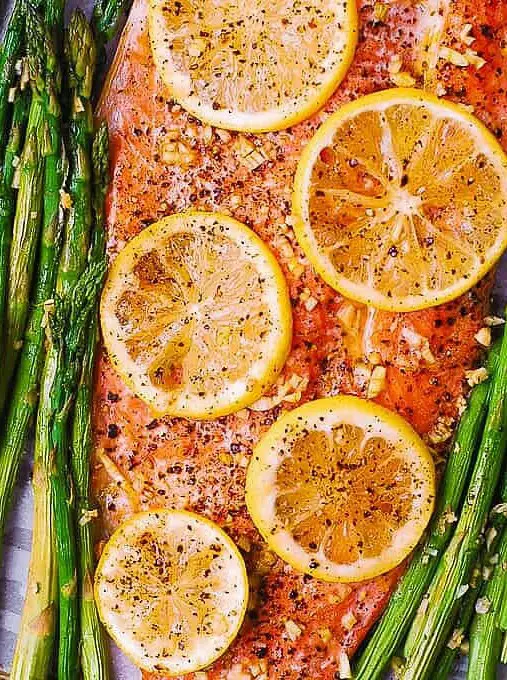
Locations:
219;451;233;466
216;128;232;143
226;664;251;680
237;535;251;552
194;673;208;680
287;258;305;279
447;628;464;650
391;71;417;87
373;2;388;22
465;366;488;387
234;135;268;170
367;365;386;399
304;296;318;312
388;55;403;74
439;46;469;67
284;619;302;641
428;415;454;445
475;327;491;347
484;315;505;327
354;362;372;392
465;48;486;69
475;596;491;614
341;611;357;631
276;235;295;259
459;23;475;46
162;139;197;167
401;328;435;364
318;628;332;643
249;374;308;411
79;509;99;526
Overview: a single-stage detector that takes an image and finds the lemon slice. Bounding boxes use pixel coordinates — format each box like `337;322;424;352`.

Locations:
100;211;292;419
95;509;248;675
148;0;358;132
293;88;507;311
246;395;435;582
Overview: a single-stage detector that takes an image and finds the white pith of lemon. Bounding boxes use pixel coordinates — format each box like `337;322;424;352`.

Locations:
95;509;248;675
148;0;358;132
246;395;435;582
100;211;292;419
293;88;507;311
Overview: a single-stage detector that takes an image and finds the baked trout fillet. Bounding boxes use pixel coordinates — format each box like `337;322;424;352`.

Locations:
93;0;506;677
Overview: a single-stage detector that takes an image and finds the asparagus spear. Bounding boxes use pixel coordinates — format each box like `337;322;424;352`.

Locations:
431;562;482;680
57;9;97;298
433;486;507;680
353;343;500;680
0;112;64;576
0;6;47;410
10;16;65;678
9;319;60;680
466;472;507;680
401;314;507;679
92;0;133;65
0;0;24;151
50;257;106;680
466;531;507;679
0;87;29;352
72;122;110;680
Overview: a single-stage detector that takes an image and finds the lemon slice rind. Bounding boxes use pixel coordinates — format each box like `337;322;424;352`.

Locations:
100;211;292;419
148;0;358;133
293;88;507;311
246;395;435;582
95;509;249;675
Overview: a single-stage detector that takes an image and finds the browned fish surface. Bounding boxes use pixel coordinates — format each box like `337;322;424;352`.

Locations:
93;0;506;677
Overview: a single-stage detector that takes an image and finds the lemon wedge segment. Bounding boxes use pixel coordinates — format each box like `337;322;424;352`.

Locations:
100;211;292;419
95;509;248;675
293;88;507;311
148;0;358;132
246;395;435;582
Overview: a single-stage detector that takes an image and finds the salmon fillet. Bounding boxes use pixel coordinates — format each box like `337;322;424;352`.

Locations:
93;0;506;677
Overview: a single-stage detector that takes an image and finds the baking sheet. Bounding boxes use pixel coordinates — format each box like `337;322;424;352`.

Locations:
1;0;507;677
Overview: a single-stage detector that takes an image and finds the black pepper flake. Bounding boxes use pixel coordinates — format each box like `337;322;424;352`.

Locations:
107;424;120;439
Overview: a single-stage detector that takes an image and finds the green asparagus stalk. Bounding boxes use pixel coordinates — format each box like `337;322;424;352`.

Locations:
9;329;60;680
9;17;65;679
92;0;133;65
353;342;500;680
466;469;507;680
401;314;507;679
467;527;507;679
0;6;48;409
0;0;25;151
57;9;97;298
72;122;110;680
50;258;106;680
433;485;507;680
0;86;29;352
431;564;481;680
0;121;64;573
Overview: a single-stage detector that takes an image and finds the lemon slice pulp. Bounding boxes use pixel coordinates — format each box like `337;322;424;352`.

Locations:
246;395;435;582
148;0;358;132
293;88;507;311
100;211;292;419
95;509;248;675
